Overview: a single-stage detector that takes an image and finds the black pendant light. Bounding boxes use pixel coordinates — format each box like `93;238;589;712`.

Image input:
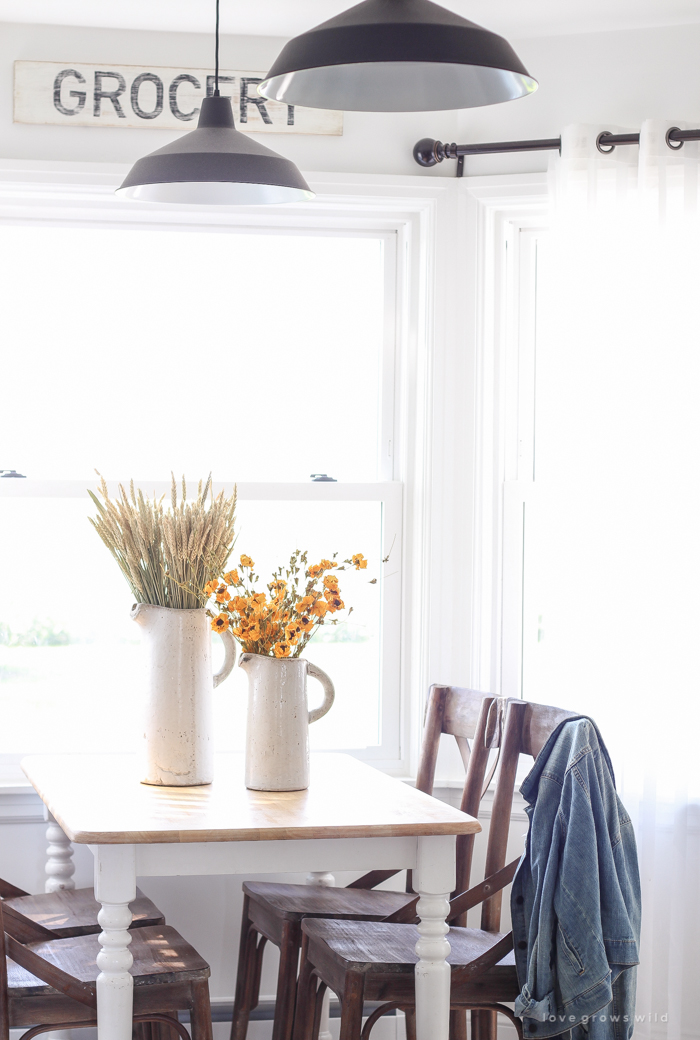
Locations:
117;1;314;205
257;0;537;113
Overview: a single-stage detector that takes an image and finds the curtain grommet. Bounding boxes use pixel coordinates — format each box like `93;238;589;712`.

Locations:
666;127;684;150
596;131;615;154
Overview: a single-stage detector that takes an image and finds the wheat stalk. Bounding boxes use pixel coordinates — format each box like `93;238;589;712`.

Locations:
89;473;237;609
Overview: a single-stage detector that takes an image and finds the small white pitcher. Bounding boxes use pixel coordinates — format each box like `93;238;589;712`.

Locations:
239;653;335;791
132;604;237;787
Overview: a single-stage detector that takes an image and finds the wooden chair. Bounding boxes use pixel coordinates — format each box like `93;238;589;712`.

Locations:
231;685;502;1040
0;878;164;938
0;891;213;1040
292;697;579;1040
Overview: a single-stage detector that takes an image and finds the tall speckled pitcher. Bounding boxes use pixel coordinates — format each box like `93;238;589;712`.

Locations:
132;604;236;786
239;653;335;791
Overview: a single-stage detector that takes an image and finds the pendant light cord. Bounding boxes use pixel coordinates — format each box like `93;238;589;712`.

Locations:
214;0;220;95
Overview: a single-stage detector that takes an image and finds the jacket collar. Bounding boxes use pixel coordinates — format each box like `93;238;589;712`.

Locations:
519;714;617;805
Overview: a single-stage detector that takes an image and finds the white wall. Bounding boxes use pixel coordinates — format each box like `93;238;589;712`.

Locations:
0;21;460;177
2;20;700;180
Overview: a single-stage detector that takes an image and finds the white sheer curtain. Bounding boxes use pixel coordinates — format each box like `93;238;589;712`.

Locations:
526;121;700;1040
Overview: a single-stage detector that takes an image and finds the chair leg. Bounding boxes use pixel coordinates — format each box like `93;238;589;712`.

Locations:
449;1009;468;1040
311;982;328;1040
252;934;268;1012
271;921;302;1040
231;898;261;1040
190;979;214;1040
293;938;321;1040
338;972;365;1040
483;1009;497;1040
404;1008;417;1040
472;1009;493;1040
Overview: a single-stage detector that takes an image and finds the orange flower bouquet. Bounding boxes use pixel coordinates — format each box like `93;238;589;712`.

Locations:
205;550;369;658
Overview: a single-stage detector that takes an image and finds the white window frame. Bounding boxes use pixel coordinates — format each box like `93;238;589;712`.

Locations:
463;172;549;701
0;159;463;786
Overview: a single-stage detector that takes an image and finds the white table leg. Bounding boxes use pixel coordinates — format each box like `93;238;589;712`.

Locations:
44;811;75;893
307;871;335;1040
93;844;136;1040
414;835;456;1040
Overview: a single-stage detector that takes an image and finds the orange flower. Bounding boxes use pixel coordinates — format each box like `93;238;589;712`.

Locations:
240;555;254;568
270;579;287;598
273;641;292;658
211;614;230;633
204;579;219;597
297;595;315;611
231;596;248;613
223;569;240;586
299;614;314;632
309;558;334;577
249;593;268;616
326;594;345;613
323;574;339;591
215;585;231;603
309;599;329;618
286;621;303;642
352;554;368;570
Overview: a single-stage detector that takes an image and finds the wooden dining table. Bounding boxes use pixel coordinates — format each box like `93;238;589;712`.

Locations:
21;751;480;1040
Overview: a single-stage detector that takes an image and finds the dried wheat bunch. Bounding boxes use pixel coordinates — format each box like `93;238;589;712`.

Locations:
88;473;237;609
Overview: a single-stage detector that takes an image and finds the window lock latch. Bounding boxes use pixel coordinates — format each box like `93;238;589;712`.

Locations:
0;469;26;478
310;473;337;482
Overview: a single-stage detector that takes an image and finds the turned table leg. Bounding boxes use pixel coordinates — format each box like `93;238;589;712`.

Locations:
92;844;136;1040
44;810;75;893
306;871;335;1040
414;835;456;1040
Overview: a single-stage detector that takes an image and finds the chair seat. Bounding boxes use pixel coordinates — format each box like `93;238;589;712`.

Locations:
302;918;516;975
7;925;210;997
244;881;415;922
5;886;165;938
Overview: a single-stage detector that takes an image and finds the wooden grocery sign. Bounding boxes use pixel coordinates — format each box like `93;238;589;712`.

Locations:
13;60;343;135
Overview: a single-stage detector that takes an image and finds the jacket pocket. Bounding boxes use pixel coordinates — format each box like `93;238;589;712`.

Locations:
558;925;585;976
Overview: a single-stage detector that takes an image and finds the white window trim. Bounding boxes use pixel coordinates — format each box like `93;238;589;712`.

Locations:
461;172;549;701
0;159;467;797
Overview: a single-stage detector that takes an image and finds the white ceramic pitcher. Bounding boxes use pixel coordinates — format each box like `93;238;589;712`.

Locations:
132;603;237;787
239;653;335;791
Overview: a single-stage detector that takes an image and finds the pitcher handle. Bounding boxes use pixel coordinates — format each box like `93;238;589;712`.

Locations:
213;629;237;688
307;662;335;724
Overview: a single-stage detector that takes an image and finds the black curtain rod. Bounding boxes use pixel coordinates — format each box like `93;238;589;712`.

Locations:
414;127;700;177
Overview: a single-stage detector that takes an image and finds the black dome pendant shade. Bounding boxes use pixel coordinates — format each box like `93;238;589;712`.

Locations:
117;96;314;204
258;0;537;113
117;0;313;205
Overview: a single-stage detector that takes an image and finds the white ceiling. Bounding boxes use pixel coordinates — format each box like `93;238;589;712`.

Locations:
1;0;700;40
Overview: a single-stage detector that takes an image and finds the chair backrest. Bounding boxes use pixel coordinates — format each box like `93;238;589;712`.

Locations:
480;697;579;932
0;898;97;1023
416;686;500;899
348;686;498;896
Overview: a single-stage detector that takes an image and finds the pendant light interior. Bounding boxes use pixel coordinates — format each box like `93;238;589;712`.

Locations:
119;181;313;205
262;62;536;113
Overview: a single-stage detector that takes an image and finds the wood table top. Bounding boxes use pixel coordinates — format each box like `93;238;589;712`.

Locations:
21;753;480;845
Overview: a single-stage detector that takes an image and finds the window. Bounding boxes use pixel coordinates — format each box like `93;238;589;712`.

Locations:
0;209;403;777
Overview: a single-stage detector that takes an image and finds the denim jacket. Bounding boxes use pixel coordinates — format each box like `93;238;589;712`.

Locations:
511;717;641;1040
